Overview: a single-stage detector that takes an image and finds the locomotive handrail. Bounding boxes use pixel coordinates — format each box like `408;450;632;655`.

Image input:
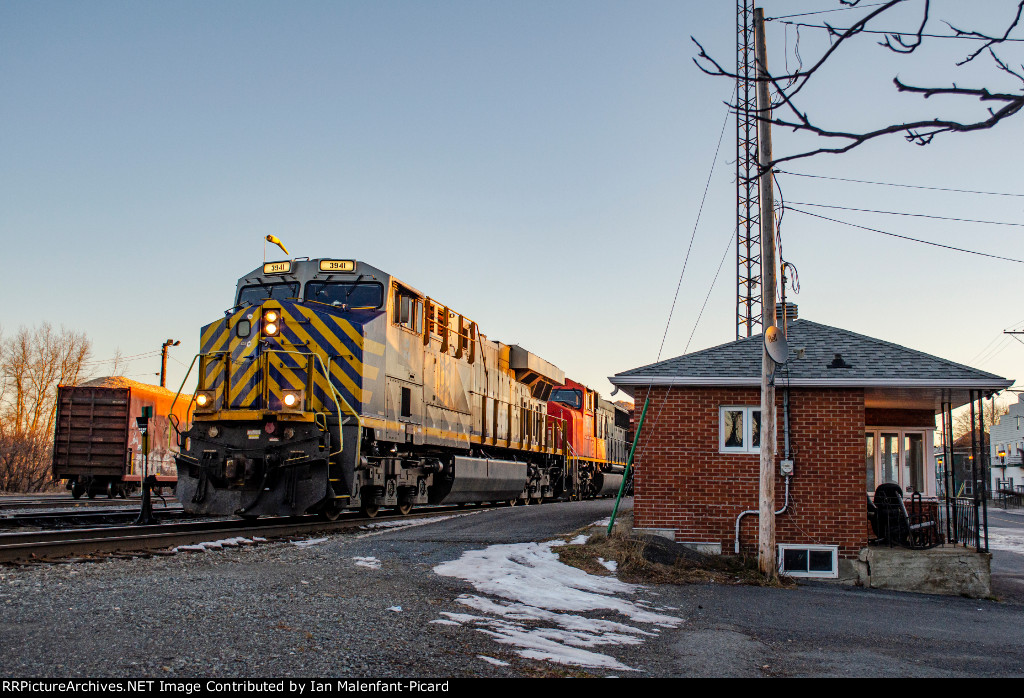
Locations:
168;353;202;440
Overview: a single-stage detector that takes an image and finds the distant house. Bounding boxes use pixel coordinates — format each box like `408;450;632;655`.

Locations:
991;396;1024;492
609;319;1011;577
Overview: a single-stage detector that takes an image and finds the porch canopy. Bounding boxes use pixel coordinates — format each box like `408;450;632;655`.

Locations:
609;319;1011;412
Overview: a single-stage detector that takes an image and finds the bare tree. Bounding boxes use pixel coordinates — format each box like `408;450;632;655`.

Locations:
0;324;91;492
694;0;1024;171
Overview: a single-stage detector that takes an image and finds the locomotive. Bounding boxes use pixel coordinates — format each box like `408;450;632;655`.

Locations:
172;259;627;519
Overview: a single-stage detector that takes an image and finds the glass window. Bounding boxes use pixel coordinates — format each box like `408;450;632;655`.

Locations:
550;389;583;410
880;433;899;485
237;282;299;306
865;433;875;492
305;281;384;309
904;433;924;494
723;410;744;448
720;406;761;454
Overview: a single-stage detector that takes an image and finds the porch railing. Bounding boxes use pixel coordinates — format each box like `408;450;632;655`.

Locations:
935;497;984;550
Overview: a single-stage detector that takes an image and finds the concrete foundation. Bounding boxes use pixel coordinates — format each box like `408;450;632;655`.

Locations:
857;545;992;598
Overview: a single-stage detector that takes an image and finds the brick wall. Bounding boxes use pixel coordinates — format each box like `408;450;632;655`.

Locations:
632;386;867;559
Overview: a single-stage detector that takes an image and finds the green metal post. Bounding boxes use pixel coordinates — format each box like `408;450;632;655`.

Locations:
607;397;650;537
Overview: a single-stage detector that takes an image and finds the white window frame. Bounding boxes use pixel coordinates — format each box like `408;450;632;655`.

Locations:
865;428;935;496
719;405;761;454
778;544;839;579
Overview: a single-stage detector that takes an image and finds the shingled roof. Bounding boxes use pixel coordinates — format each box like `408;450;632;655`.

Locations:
610;319;1011;392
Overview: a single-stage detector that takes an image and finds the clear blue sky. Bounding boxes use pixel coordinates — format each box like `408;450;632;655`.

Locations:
1;0;1022;398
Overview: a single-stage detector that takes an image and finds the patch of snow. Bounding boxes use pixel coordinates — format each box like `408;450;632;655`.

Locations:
352;556;381;569
430;619;462;626
171;537;264;553
359;514;469;531
291;537;328;548
567;534;588;545
387;606;402;612
590;517;611;528
598;558;618;573
988;527;1024;555
477;655;510;667
432;539;680;671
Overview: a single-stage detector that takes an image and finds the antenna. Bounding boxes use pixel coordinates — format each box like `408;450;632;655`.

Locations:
764;324;789;364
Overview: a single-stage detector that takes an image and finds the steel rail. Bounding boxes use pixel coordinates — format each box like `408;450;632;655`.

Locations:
0;507;471;563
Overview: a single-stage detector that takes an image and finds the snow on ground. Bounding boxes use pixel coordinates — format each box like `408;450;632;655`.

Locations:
590;517;611;528
988;527;1024;555
598;558;618;573
359;513;472;531
352;556;381;569
291;537;328;548
477;655;510;667
567;534;588;545
432;539;680;671
171;537;267;553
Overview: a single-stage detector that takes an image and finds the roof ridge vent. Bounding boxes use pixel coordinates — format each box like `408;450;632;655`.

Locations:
828;353;852;369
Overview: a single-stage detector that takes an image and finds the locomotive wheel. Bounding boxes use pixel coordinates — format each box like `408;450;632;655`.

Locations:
361;503;380;518
395;502;413;516
71;483;84;499
507;499;517;507
321;506;342;522
107;482;117;499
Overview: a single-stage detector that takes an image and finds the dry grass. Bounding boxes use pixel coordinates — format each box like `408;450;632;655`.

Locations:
557;512;794;588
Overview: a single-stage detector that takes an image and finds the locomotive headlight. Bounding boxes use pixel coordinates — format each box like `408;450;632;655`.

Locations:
262;309;282;337
194;391;217;412
281;389;304;411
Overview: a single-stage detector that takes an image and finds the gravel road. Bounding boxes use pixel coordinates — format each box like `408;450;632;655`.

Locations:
1;498;1022;678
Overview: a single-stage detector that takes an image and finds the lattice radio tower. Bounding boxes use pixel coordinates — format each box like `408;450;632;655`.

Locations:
736;0;762;339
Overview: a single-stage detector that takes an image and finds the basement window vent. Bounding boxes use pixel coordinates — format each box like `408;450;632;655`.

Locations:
778;544;839;579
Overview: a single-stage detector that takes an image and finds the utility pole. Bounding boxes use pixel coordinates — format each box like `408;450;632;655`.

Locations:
754;7;778;579
160;339;180;388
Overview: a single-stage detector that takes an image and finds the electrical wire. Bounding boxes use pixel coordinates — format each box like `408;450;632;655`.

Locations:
786;201;1024;227
767;2;890;21
787;207;1024;264
777;170;1024;197
773;19;1024;41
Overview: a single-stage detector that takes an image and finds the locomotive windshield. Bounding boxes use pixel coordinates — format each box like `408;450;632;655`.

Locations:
237;281;300;306
305;281;384;309
550;388;582;410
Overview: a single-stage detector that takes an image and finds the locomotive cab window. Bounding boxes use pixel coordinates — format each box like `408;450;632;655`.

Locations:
305;281;384;309
550;389;582;410
237;282;300;307
393;288;423;333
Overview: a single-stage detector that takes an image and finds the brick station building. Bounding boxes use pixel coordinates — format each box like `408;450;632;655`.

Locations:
609;319;1011;576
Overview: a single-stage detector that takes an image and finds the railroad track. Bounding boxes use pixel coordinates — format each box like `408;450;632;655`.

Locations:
0;505;186;528
0;506;476;563
0;495;180;512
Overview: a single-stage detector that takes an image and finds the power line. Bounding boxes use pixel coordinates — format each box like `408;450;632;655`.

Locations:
787;201;1024;227
777;170;1024;198
773;19;1024;41
80;350;160;366
787;207;1024;264
767;3;890;22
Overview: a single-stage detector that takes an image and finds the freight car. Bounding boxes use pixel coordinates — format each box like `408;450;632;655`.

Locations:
172;258;628;519
53;378;190;498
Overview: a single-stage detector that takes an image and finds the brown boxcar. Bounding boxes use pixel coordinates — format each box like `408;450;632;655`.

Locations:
52;377;191;498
